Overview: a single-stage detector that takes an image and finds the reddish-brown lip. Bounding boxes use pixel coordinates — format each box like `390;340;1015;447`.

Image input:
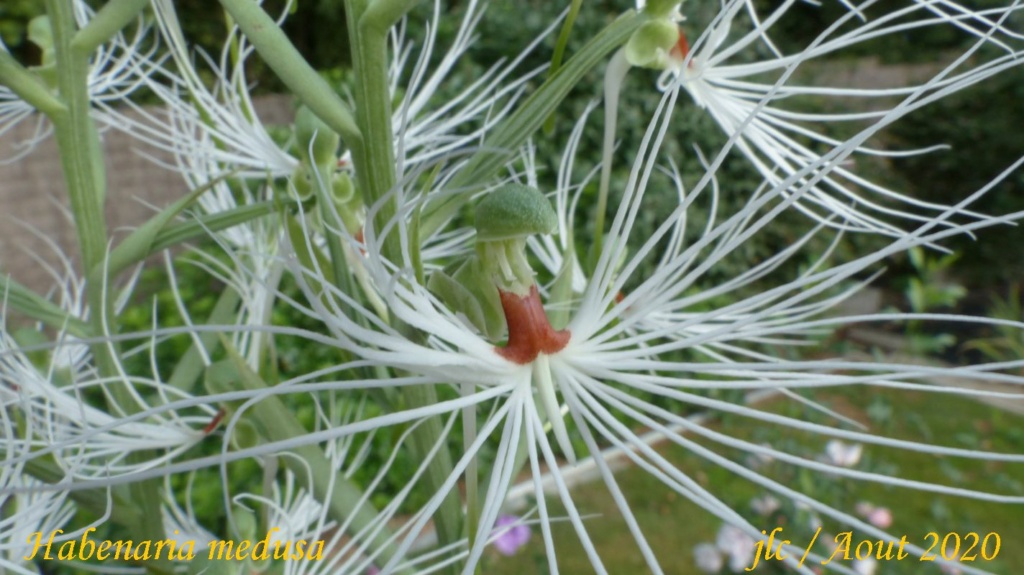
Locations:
495;285;570;365
672;28;690;62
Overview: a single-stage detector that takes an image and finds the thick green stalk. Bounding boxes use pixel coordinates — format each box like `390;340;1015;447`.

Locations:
45;0;109;290
349;0;405;261
217;0;362;148
43;1;170;572
0;51;65;116
72;0;150;55
346;0;464;555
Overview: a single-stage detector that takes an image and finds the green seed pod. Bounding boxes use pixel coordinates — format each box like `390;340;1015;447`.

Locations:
295;106;339;168
624;19;680;70
474;184;557;242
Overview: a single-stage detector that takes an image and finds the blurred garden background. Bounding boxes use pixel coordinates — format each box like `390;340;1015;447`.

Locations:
2;1;1023;573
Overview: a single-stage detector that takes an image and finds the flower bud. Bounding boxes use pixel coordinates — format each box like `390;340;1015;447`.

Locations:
331;170;355;205
288;165;315;202
295;106;339;168
625;19;681;70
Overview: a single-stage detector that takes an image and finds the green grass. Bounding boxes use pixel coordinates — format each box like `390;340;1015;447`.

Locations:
481;387;1024;574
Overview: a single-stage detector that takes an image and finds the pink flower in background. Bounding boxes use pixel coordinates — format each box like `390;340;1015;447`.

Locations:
940;560;963;575
715;524;756;573
693;542;724;573
853;557;878;575
854;502;893;529
866;507;893;529
492;515;531;556
825;440;863;467
750;495;781;516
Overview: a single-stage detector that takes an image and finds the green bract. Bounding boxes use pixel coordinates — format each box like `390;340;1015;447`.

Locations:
474;183;557;241
427;258;506;340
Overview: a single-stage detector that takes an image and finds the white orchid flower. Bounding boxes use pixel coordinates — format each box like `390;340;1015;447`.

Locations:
263;69;1024;573
614;0;1024;239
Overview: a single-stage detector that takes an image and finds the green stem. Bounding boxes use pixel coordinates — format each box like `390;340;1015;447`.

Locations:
71;0;150;55
45;0;108;285
347;0;464;556
348;0;409;262
217;0;362;148
44;1;169;572
0;51;65;117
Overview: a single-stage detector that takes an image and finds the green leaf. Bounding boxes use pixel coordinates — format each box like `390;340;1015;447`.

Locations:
151;197;298;253
98;171;236;281
0;275;90;337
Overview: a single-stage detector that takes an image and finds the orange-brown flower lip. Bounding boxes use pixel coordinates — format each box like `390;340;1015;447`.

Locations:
495;285;570;365
672;28;690;62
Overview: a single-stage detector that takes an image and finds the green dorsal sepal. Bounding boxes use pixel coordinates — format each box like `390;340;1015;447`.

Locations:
474;183;557;242
474;184;557;297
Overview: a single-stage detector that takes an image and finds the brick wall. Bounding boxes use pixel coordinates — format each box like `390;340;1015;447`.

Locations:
0;94;293;293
